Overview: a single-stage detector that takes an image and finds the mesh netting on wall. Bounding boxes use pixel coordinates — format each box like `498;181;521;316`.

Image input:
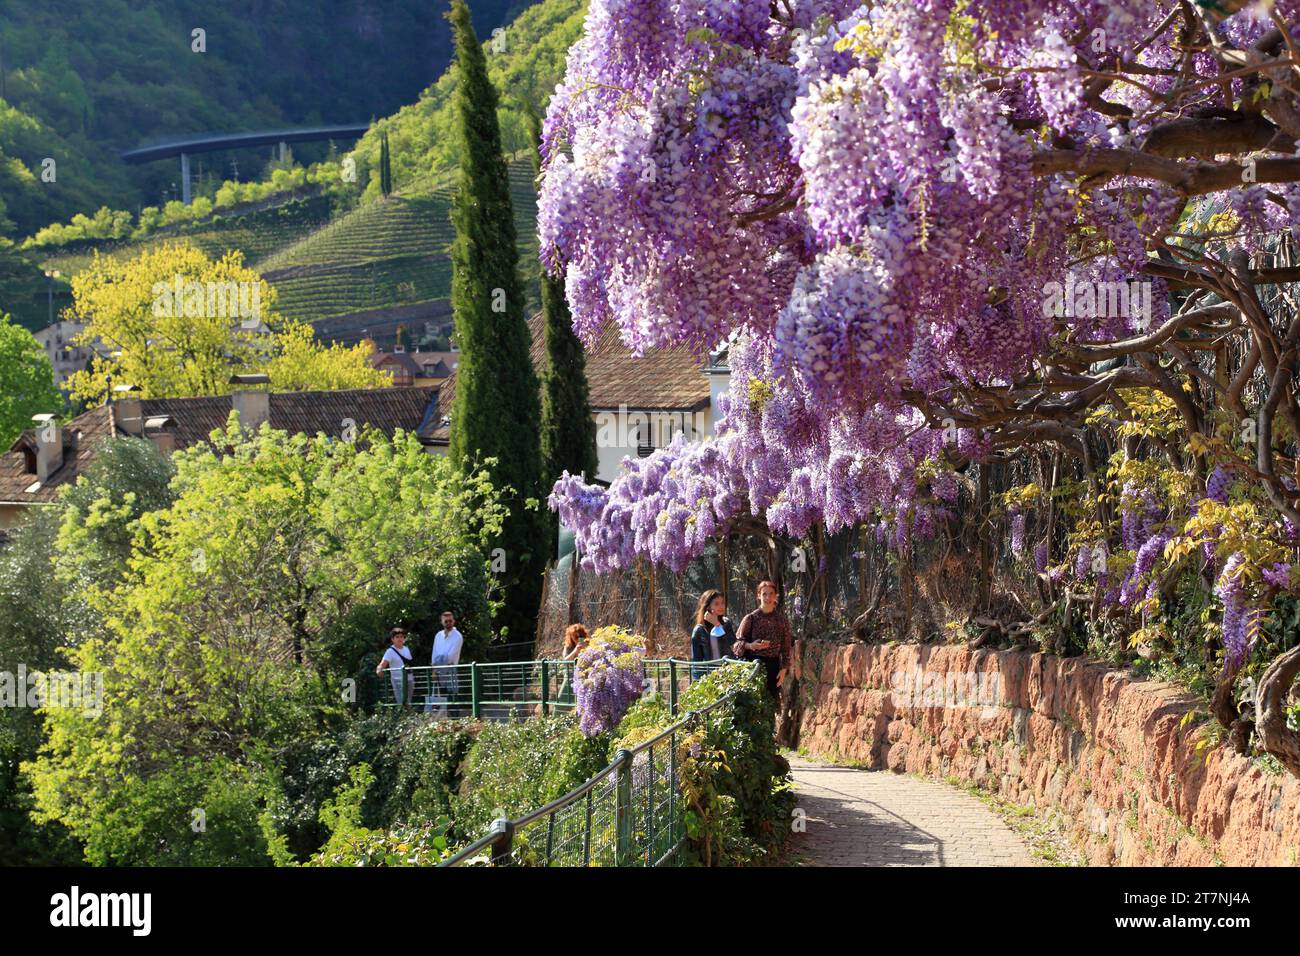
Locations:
536;457;1077;654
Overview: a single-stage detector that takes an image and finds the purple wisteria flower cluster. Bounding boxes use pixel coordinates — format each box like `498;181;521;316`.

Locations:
1216;555;1258;673
540;0;1300;658
572;629;646;737
541;1;1182;574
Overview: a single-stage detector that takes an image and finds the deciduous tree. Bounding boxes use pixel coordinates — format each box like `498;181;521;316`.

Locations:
0;313;61;448
66;243;384;404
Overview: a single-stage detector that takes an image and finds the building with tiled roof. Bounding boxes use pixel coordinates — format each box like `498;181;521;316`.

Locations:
2;316;732;530
0;384;440;529
33;319;101;389
428;316;729;484
369;345;460;388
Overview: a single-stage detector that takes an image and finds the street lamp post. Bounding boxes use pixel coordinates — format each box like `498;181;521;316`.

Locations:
44;269;60;327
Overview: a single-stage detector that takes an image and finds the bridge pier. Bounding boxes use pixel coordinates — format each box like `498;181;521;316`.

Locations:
122;124;370;202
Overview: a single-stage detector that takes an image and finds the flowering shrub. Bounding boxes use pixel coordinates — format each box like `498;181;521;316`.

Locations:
573;626;647;737
678;663;794;861
450;716;575;842
677;728;757;866
299;763;455;867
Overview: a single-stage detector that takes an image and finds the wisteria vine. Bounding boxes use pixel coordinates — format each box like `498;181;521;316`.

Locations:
543;1;1300;774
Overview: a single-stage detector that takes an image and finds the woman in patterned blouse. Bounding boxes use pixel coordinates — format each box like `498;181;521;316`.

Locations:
732;580;792;697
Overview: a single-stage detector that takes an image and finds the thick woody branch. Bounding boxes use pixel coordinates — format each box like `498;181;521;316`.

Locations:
1033;148;1300;194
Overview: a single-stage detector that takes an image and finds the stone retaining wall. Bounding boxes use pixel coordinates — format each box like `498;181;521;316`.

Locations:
792;640;1300;866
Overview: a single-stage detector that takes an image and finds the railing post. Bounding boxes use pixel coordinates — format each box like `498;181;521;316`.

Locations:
668;726;677;854
488;817;514;866
540;659;550;716
583;788;593;865
614;748;633;866
471;662;481;719
646;743;655;865
669;659;678;716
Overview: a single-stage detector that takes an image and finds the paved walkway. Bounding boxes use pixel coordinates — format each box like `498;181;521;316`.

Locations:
787;757;1035;867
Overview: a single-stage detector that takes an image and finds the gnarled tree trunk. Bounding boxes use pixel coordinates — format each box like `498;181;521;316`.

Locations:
1257;644;1300;778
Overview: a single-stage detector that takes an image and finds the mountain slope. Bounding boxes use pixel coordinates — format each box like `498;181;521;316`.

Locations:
11;0;582;345
0;0;524;237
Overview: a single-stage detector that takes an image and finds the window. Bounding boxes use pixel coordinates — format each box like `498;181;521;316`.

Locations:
636;422;654;458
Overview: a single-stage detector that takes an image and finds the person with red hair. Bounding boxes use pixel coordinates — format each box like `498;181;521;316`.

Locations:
558;623;589;705
562;624;589;661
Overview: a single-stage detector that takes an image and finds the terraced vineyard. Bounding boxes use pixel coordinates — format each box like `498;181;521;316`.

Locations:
261;156;541;333
24;156;543;346
259;196;451;273
269;254;453;319
38;196;336;277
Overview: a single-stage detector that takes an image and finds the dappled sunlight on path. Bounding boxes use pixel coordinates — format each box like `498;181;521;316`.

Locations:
786;757;1035;867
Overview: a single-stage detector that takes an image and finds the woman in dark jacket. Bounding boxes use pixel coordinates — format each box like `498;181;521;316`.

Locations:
733;580;793;698
690;589;736;677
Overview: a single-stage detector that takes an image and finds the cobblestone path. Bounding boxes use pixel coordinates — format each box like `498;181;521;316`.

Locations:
787;757;1036;867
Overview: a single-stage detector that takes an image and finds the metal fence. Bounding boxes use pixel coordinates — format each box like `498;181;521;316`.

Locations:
374;657;727;720
440;659;756;866
482;640;535;663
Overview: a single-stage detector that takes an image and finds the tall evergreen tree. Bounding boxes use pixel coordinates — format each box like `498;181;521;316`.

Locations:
379;132;393;197
446;0;545;643
525;101;598;492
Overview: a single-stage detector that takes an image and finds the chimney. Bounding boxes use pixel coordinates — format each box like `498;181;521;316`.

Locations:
31;414;63;482
229;373;271;433
144;415;176;455
113;384;144;436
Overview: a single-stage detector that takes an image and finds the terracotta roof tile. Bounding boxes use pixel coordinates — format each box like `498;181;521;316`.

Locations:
573;321;711;412
428;316;710;444
0;405;115;505
371;351;424;378
129;387;438;449
0;388;439;508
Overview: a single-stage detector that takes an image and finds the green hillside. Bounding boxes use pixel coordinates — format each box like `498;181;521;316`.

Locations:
41;196;335;275
0;0;524;238
9;0;575;344
351;0;586;202
15;196;336;332
261;156;541;332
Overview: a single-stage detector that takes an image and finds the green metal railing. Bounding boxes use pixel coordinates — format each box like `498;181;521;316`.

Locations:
375;657;728;719
439;659;757;867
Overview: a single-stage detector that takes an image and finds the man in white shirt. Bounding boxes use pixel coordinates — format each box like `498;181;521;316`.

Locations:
431;610;465;704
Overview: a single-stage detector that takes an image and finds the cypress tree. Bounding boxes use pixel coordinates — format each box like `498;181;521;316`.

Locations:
526;101;598;491
379;132;392;197
446;0;545;644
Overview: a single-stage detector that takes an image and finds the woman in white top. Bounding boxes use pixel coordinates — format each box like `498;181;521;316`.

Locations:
375;627;416;705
